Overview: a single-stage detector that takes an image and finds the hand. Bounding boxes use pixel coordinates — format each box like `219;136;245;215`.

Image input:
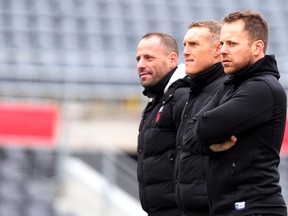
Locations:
209;135;237;152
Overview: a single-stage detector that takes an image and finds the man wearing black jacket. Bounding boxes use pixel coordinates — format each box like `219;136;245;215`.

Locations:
175;20;227;216
183;10;287;216
136;33;190;216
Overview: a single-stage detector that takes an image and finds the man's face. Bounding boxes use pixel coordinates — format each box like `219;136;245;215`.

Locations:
136;37;172;87
220;20;255;74
183;27;219;76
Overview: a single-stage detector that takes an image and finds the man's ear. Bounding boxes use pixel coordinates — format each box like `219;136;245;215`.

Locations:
214;42;221;58
253;40;265;56
169;52;178;67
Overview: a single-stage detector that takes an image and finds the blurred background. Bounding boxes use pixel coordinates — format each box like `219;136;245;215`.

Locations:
0;0;287;215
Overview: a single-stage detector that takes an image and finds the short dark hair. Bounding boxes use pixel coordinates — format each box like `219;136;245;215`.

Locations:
222;10;269;53
188;20;222;46
142;32;179;56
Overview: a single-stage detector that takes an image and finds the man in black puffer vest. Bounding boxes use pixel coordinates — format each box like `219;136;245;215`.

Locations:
175;20;227;216
136;33;190;216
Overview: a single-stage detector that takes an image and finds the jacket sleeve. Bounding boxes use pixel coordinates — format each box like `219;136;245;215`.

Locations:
195;79;273;150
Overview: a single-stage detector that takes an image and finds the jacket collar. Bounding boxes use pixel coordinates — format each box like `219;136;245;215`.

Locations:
189;62;225;93
143;64;186;99
224;55;280;86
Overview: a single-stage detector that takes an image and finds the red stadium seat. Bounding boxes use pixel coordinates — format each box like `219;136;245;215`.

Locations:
281;120;288;155
0;102;59;146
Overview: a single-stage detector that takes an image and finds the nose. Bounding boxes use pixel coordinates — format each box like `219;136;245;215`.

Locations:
183;46;190;56
137;59;145;70
219;44;228;55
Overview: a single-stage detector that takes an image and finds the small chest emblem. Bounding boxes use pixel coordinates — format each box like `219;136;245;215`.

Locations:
156;106;164;122
234;201;245;210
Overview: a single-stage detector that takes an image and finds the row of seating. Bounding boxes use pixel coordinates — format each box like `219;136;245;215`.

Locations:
0;0;287;99
0;146;65;216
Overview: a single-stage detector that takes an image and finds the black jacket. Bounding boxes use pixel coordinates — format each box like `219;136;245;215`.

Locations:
184;55;287;216
137;65;190;216
175;62;227;215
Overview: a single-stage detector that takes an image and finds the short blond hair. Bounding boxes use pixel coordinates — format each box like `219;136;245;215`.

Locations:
188;20;222;46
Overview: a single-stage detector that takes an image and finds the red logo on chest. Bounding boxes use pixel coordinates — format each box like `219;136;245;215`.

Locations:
156;106;164;122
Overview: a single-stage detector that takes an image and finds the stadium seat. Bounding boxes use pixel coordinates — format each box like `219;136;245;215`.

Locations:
281;121;288;155
0;102;59;146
